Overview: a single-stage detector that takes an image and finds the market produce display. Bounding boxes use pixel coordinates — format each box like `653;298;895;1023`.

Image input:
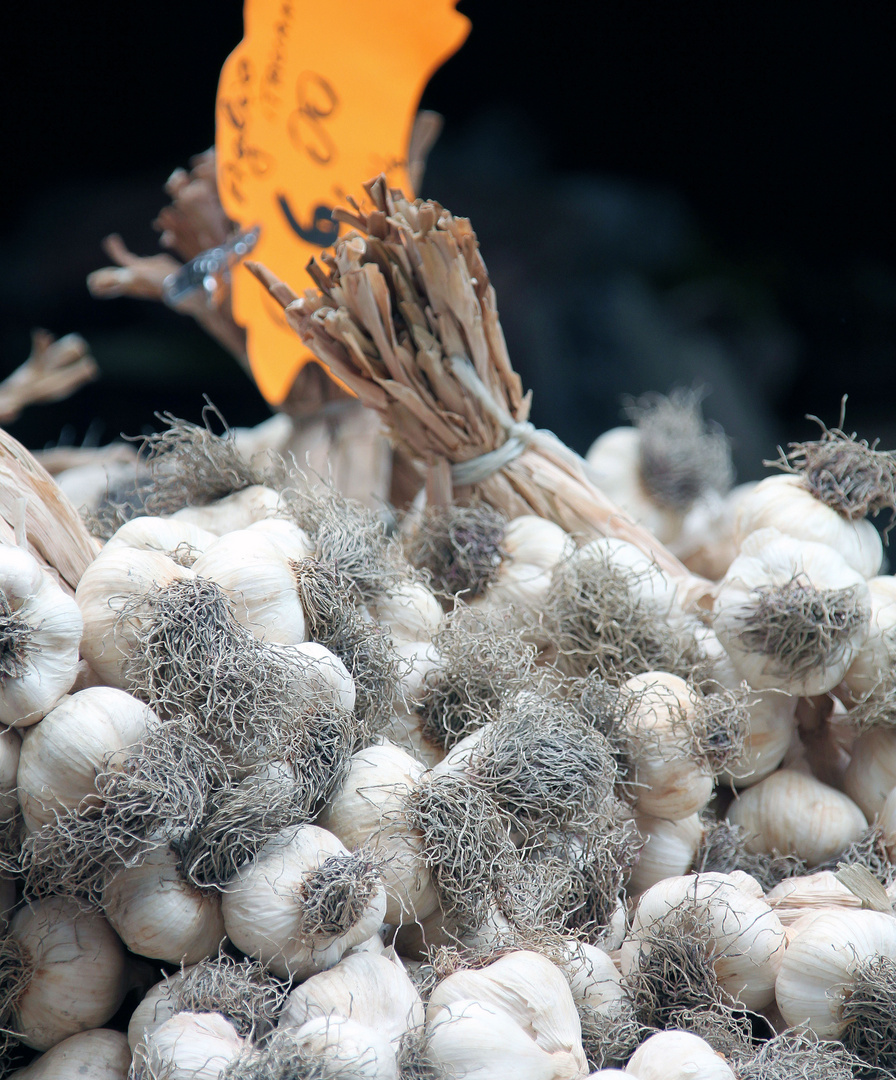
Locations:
4;179;896;1080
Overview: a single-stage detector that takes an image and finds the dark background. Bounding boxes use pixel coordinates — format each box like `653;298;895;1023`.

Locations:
2;1;895;483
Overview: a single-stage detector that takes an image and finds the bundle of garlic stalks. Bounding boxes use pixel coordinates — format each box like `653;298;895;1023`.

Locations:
7;190;896;1080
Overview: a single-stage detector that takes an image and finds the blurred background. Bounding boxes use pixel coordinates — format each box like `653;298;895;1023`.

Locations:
2;0;895;483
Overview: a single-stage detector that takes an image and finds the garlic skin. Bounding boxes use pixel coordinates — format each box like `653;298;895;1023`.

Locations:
371;581;444;645
102;516;217;563
169;484;284;533
8;898;129;1051
879;786;896;859
1;547;83;728
474;515;574;612
845;575;896;696
127;978;179;1053
727;768;867;866
10;1028;131;1080
842;727;896;820
425;997;585;1080
287;1015;399;1080
16;687;154;831
279;952;424;1046
244;517;315;562
575;538;681;616
76;547;194;688
764;871;861;926
318;742;439;925
222;823;386;980
133;1012;244;1080
624;1030;735;1079
775;908;896;1035
101;844;226;966
735;474;883;578
714;528;871;695
562;941;628;1022
0;723;21;824
427;951;588;1076
191;530;307;645
630;813;704;894
621;672;713;821
622;873;786;1010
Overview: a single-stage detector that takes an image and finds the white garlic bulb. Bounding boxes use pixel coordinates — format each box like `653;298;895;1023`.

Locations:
0;546;83;727
575;538;681;616
0;723;21;825
222;823;386;980
190;530;307;645
426;951;588;1076
474;515;574;612
16;687;154;831
842;727;896;820
562;940;629;1023
243;517;315;562
279;952;424;1046
764;871;860;926
879;786;896;859
5;898;129;1050
285;1015;398;1080
727;768;867;866
425;997;585;1080
318;742;439;925
620;672;714;821
714;527;871;695
735;474;883;578
775;907;896;1035
101;843;226;965
625;1030;735;1079
170;484;284;532
630;813;704;894
133;1011;244;1080
102;516;217;563
371;581;444;645
844;575;896;697
622;873;786;1010
286;641;356;713
10;1028;131;1080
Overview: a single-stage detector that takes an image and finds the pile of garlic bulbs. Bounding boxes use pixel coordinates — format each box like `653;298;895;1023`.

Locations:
4;406;896;1080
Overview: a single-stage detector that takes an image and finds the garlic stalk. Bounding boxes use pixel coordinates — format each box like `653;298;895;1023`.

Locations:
222;823;386;979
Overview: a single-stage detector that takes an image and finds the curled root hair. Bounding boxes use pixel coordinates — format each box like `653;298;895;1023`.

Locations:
404;502;508;600
169;954;288;1039
0;935;33;1064
0;595;32;681
840;954;896;1076
693;818;805;892
735;1031;865;1080
299;848;382;939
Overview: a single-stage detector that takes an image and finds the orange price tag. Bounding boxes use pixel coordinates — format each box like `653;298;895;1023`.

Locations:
215;0;470;405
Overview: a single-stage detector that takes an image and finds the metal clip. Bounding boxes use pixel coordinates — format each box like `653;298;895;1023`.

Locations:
161;226;260;309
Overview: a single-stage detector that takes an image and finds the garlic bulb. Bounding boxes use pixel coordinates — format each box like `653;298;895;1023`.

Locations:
370;581;444;645
287;641;356;713
622;872;786;1010
880;786;896;859
714;527;871;695
727;768;867;866
243;517;315;562
318;742;439;925
630;813;704;894
133;1012;244;1080
222;823;386;979
10;1028;131;1080
844;575;896;696
101;843;226;965
0;723;21;824
764;871;860;926
842;727;896;820
562;941;629;1022
624;1030;735;1079
102;516;217;563
1;546;83;727
3;898;129;1051
170;484;284;532
279;952;424;1046
620;672;713;820
284;1015;398;1080
16;687;154;831
473;515;574;612
425;998;585;1080
427;950;588;1076
735;473;883;578
76;547;193;687
575;538;681;616
190;530;307;645
775;908;896;1037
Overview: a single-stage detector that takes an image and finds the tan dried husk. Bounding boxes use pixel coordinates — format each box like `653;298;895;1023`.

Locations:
246;177;712;610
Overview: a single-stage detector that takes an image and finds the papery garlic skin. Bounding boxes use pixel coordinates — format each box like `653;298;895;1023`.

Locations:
0;547;83;727
714;528;870;695
102;516;217;563
169;484;283;533
735;474;883;578
879;786;896;859
191;531;307;645
842;727;896;820
371;581;444;645
133;1012;244;1080
844;575;896;697
244;517;315;562
630;813;704;894
0;723;21;824
287;641;356;714
575;538;681;616
622;873;786;1010
474;515;574;613
16;687;154;831
279;952;424;1047
10;1028;131;1080
562;941;628;1022
9;898;129;1051
319;742;439;925
764;871;860;926
101;844;225;965
287;1015;399;1080
727;768;867;866
775;908;896;1035
222;824;386;980
426;951;588;1075
425;998;585;1080
624;1029;735;1079
127;977;179;1052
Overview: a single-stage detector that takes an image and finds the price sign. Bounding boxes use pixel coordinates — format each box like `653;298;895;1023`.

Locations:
215;0;470;404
